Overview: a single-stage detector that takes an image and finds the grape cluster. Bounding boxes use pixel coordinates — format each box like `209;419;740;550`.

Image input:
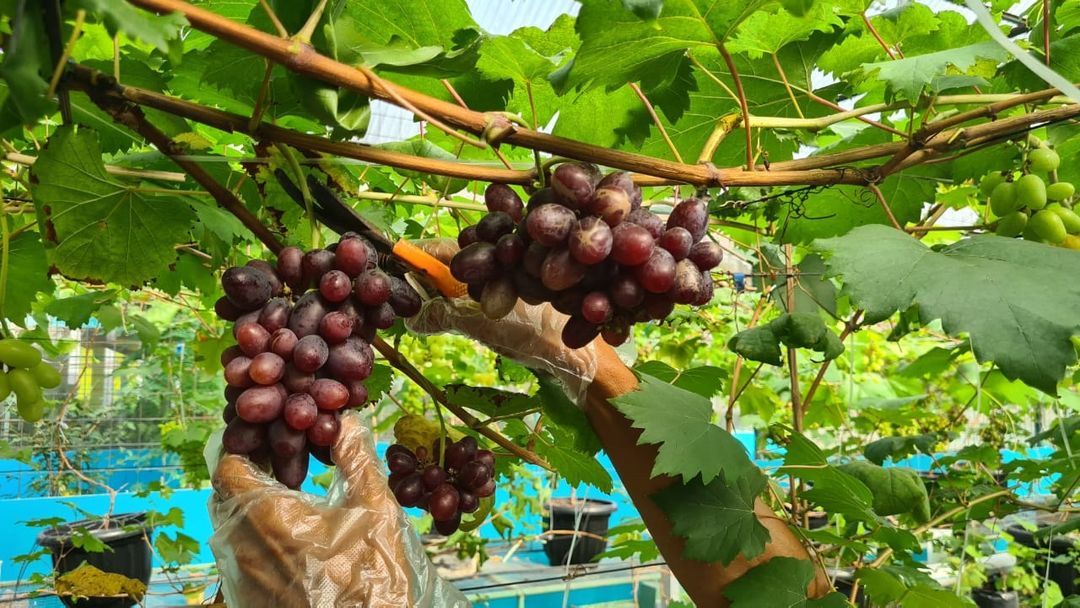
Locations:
386;436;495;535
216;233;422;488
450;162;723;349
0;339;61;422
981;143;1080;248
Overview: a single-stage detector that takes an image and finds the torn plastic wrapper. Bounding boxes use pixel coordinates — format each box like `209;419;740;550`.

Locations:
204;412;470;608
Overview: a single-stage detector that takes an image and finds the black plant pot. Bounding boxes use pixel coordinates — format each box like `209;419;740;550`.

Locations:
37;512;154;608
972;588;1020;608
542;499;617;566
1005;523;1079;597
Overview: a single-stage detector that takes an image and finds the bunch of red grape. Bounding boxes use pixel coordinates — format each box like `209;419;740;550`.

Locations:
449;163;723;348
216;233;422;488
386;436;495;535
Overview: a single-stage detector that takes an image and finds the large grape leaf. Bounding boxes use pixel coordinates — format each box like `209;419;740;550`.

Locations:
726;2;850;59
723;557;849;608
610;373;756;484
31;127;195;286
817;225;1080;393
652;470;770;565
1;233;54;324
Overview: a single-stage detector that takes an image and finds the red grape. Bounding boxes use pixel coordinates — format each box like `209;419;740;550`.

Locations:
333;238;369;277
514;273;555;305
429;483;461;521
393;473;425;507
319;270;352;303
644;293;675;319
459;491;479;514
485;184;524;221
366;302;396;330
458;225;480;249
457;460;489;489
477;211;515;243
220;345;243;366
551;162;600;210
272;452;309;490
434;512;462;535
224;356;255;388
634;248;677;293
581;292;613;324
276;246;305;291
283;393;318;430
249;352;285;385
246;259;283;297
525;204;577;247
310;378;349;410
475;449;495;471
450;242;499;284
293;334;329;372
541;248;588;291
598;171;642;209
355;270;391;306
223;401;237;423
236;322;271;357
689;241;723;270
523;242;549;277
626;208;665;239
553;287;586;316
562;316;600;349
601;319;631;346
568;217;613;265
236;384;286;423
422;465;447;489
387;277;422;318
223;418;266;455
474;478;496;498
668;198;709;242
480;277;518;319
222;266;272;311
659;227;693;260
319;311;354;344
288;292;330;338
326;337;374;381
694;270;715;306
233;311;260;337
269;328;298;360
611;223;654;266
526;187;558;212
609;273;645;309
257;298;291;333
345;379;368;408
495;233;526;267
215;297;242;321
589;187;631;226
388;451;418;475
672;259;704;305
282;365;316;394
269;419;307;458
306;412;340;447
301;249;335;287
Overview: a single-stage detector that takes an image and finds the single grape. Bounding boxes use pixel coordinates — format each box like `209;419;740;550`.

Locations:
581;292;613;324
326;336;375;381
393;473;425;507
301;249;335;288
589;187;631;226
277;246;305;291
477;211;515;243
293;334;329;373
269;328;298;360
310;378;349;410
282;365;316;394
659;227;693;260
222;266;272;311
459;436;478;459
598;171;642;208
457;460;490;490
667;199;709;242
611;223;655;266
236;384;287;423
601;317;631;346
249;352;285;385
568;217;614;265
475;449;495;471
387;277;423;318
581;258;618;290
222;402;237;423
355;270;392;306
233;311;260;338
562;316;600;349
256;298;290;333
1016;173;1048;210
694;270;715;306
671;259;704;305
979;171;1005;197
609;273;645;309
644;293;675;320
1029;147;1061;173
310;444;335;467
429;483;461;522
474;478;496;498
288;292;330;338
480;277;518;319
319;311;354;344
422;465;447;489
450;242;499;284
388;451;419;475
541;248;588;291
990;182;1019;216
356;323;377;342
284;393;318;430
688;241;723;270
434;512;462;535
225;384;245;404
459;491;479;514
495;233;527;267
1031;209;1067;243
1047;181;1076;202
220;345;244;367
345;379;368;408
626;208;665;239
551;162;601;210
307;412;341;447
526;187;558;212
269;419;307;458
214;297;242;321
444;441;470;470
525;204;577;247
522;242;550;277
222;418;266;455
224;356;255;388
366;302;397;330
318;270;352;303
485;184;525;221
634;248;677;293
236;322;271;357
333;237;369;277
458;225;481;249
553;287;586;316
246;259;283;297
272;452;309;490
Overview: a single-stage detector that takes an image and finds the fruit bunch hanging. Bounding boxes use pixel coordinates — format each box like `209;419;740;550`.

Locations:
449;162;723;349
0;338;61;422
386;415;496;535
216;233;423;488
980;143;1080;247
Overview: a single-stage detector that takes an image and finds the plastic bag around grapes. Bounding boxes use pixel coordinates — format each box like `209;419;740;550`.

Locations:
204;412;469;608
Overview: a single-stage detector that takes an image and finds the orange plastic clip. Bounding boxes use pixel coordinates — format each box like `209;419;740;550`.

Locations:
391;239;468;298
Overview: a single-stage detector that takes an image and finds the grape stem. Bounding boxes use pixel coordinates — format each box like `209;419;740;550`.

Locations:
371;336;552;470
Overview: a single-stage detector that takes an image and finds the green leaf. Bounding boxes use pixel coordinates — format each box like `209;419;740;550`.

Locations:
653;471;770;565
154;531;199;565
781;433;879;523
2;233;53;325
631;361;726;398
621;0;664;21
444;384;536;418
534;372;601;455
610;373;756;484
856;568;908;605
73;0;187;52
476;36;556;84
562;0;772;92
31;127;195;286
901;584;974;608
724;557;849;607
837;461;931;523
727;3;848;59
861;41;1007;102
70;527;110;553
817;225;1080;393
864;434;939;465
772;254;838;316
45;290;116;328
0;2;53;124
534;425;613;493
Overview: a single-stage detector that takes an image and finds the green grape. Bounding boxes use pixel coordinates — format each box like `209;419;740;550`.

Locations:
1030;209;1068;243
1029;147;1060;173
1016;174;1047;210
1064;235;1080;251
995;211;1028;237
8;369;40;404
0;371;10;401
1047;181;1075;202
978;171;1005;197
17;399;45;423
29;363;61;389
0;339;41;369
1022;221;1044;242
990;182;1019;216
1048;204;1080;234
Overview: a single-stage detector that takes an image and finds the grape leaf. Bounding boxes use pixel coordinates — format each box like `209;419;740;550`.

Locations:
900;584;974;608
0;1;53;125
727;3;848;59
724;557;849;607
631;361;726;398
652;470;770;565
610;373;756;484
621;0;664;20
31;127;195;286
817;225;1080;393
73;0;187;53
366;363;393;402
534;372;601;455
534;425;613;493
837;461;931;523
2;233;54;325
45;290;116;328
781;433;879;523
863;434;939;465
861;41;1006;102
444;384;536;418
